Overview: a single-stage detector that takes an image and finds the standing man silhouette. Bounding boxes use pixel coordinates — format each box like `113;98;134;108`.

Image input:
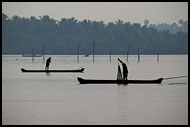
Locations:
45;57;51;70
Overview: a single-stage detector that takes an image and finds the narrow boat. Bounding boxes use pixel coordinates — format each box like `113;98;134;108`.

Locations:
21;68;84;73
22;54;42;57
85;54;89;57
77;77;163;84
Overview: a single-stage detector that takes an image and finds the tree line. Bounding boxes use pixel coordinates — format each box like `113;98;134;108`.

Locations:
2;13;188;55
144;19;188;34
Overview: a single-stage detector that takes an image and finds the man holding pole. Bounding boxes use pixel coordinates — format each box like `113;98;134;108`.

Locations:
118;58;128;81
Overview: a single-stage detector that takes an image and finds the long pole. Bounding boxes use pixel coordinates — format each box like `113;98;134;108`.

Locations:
163;76;188;80
127;46;129;62
93;41;95;63
138;48;140;63
77;44;79;63
157;53;159;63
32;48;34;63
110;50;112;62
43;45;45;63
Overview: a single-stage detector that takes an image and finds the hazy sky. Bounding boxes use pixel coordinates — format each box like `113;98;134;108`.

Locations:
2;2;188;25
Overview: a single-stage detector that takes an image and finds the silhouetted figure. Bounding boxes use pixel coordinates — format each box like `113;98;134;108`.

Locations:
45;57;51;70
118;58;128;81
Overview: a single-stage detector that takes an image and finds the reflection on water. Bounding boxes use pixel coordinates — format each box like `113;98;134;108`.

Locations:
45;72;51;77
2;55;188;125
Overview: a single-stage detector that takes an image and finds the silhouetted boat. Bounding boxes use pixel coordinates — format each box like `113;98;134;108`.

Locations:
85;54;89;57
21;68;84;73
22;54;42;57
77;77;163;84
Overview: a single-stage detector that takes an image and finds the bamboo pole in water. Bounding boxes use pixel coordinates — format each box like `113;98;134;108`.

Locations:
43;45;45;63
138;48;140;63
93;41;95;63
32;48;34;63
77;44;79;63
110;50;111;62
127;46;129;62
157;53;159;63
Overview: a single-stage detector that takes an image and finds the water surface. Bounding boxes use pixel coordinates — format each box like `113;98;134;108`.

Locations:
2;55;188;125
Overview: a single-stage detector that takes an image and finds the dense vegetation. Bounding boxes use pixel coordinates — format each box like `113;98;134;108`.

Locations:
144;19;188;34
2;13;188;55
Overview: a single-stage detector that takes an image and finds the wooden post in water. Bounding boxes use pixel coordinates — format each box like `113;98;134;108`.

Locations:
138;48;140;63
93;41;95;63
157;53;159;63
32;48;34;63
127;46;129;62
109;50;112;62
77;44;79;63
42;45;45;63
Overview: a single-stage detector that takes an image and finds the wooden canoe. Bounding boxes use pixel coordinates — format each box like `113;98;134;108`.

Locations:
21;68;84;73
22;54;42;57
77;77;163;84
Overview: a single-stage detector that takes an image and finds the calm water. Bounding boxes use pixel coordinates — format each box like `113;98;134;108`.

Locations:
2;55;188;125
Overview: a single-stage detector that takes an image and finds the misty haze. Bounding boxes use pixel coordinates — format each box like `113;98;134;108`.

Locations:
2;2;188;125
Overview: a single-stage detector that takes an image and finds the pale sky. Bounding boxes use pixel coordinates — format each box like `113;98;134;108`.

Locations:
2;2;188;25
